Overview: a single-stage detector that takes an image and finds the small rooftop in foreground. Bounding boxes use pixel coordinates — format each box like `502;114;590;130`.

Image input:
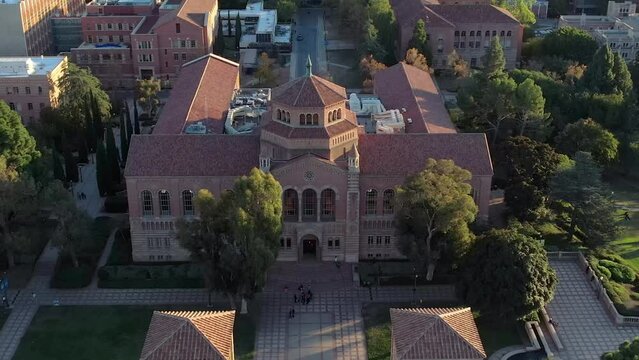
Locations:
89;0;154;5
0;56;66;77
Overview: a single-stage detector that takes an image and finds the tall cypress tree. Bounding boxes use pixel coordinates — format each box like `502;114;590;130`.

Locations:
119;112;128;165
91;91;104;141
105;121;121;184
84;97;96;153
482;37;506;80
63;144;79;182
53;151;65;182
235;13;242;50
214;16;226;56
133;103;141;135
125;101;134;144
96;141;109;196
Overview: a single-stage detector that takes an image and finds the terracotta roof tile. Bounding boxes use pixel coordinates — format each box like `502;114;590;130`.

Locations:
153;54;239;135
140;310;235;360
124;134;260;177
272;75;347;107
390;307;486;360
374;62;456;134
261;115;359;139
358;133;493;176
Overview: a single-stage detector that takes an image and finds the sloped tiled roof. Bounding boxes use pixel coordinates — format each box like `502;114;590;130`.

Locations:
153;54;239;135
271;75;347;107
374;62;456;134
358;133;493;177
153;0;216;30
261;112;359;139
140;310;235;360
124;134;259;177
390;308;486;360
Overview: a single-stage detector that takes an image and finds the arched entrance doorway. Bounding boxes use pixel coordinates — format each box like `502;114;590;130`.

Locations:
300;234;320;261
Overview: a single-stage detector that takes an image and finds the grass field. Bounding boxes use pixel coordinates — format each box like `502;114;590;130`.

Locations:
13;304;257;360
362;302;521;358
608;176;639;272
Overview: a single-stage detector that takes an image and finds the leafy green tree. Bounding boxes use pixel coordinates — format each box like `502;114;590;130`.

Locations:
408;19;431;63
404;48;429;72
62;142;78;183
555;118;619;165
362;19;386;61
214;19;226;56
84;98;96;153
178;169;282;309
135;79;161;115
235;13;242;50
105;122;120;184
492;0;536;24
0;168;39;268
368;0;397;64
612;51;633;96
603;337;639;360
275;0;296;21
483;37;506;79
541;27;598;64
91;91;104;141
125;102;134;144
502;136;567;221
462;227;557;320
0;101;39;169
58;62;111;122
550;152;619;246
45;181;91;268
133;103;141;135
513;78;548;137
95;141;109;196
395;159;477;270
581;45;630;95
256;52;276;86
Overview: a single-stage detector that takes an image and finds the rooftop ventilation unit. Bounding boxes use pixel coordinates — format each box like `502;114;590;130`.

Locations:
184;122;207;134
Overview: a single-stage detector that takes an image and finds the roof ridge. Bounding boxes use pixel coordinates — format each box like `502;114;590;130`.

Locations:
140;313;188;360
423;5;456;28
393;310;437;360
398;62;431;133
437;310;487;357
182;57;211;133
293;77;307;106
187;317;230;360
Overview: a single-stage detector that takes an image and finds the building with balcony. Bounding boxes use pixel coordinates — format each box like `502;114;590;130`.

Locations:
391;0;523;69
0;0;86;56
70;0;219;89
124;54;493;263
0;56;67;124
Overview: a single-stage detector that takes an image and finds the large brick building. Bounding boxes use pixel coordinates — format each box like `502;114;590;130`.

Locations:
124;54;493;263
71;0;218;89
0;0;86;56
392;0;523;69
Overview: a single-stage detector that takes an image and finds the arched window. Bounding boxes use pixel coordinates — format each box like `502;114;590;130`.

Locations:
470;31;475;37
507;30;512;37
365;189;377;215
182;190;194;216
485;30;490;37
299;113;305;124
286;111;290;123
277;109;281;120
283;189;298;221
500;30;505;37
337;108;342;119
159;190;171;216
383;189;395;215
321;189;336;221
302;189;317;221
141;190;153;216
454;31;460;37
313;113;319;125
461;31;466;37
492;30;497;36
306;114;312;125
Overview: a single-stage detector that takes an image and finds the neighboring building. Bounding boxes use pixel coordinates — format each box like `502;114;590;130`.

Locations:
124;54;493;263
0;0;86;57
559;1;639;61
532;0;549;19
51;17;84;53
139;310;235;360
70;0;219;89
390;307;486;360
0;56;67;124
392;0;523;69
219;0;292;50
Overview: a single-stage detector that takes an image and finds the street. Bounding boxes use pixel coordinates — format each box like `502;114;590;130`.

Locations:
291;8;327;79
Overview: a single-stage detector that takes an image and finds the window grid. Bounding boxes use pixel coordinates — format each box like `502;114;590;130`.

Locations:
302;189;317;220
159;190;171;216
365;189;377;215
182;190;194;216
142;190;153;216
382;189;394;215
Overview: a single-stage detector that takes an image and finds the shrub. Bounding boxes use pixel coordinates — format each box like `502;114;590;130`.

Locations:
51;256;96;288
605;280;630;303
98;263;204;288
599;259;636;284
597;265;612;279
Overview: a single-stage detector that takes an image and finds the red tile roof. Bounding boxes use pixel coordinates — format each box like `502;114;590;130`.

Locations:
153;54;239;135
135;15;160;34
178;0;216;27
374;62;456;134
272;75;347;107
358;133;493;176
261;116;358;139
390;307;486;360
140;310;235;360
124;134;259;177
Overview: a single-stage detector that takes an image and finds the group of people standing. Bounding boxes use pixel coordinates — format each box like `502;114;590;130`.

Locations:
287;283;313;319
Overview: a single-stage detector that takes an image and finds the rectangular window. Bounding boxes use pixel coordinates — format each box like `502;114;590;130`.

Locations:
155;238;161;248
182;53;187;60
108;35;113;42
453;42;459;49
286;238;291;248
27;103;33;110
107;23;113;30
13;87;19;94
164;238;170;248
138;41;151;49
460;42;465;48
149;255;155;261
475;41;480;48
8;103;15;110
176;23;181;33
25;87;31;94
328;239;333;248
190;40;196;48
334;239;340;248
96;24;102;31
367;235;374;245
118;23;123;30
280;238;285;248
158;255;164;260
174;53;179;60
181;40;186;48
384;236;391;245
376;236;382;245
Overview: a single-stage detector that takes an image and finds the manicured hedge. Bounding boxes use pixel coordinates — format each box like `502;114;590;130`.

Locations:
599;260;636;284
98;264;204;289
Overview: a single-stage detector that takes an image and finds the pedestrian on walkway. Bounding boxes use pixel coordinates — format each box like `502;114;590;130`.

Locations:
293;294;297;303
291;308;295;318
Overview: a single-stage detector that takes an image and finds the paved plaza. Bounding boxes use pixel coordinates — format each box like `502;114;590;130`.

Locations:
288;313;336;360
548;259;639;360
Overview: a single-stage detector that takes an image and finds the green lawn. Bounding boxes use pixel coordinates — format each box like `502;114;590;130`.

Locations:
13;304;258;360
362;302;521;358
608;176;639;272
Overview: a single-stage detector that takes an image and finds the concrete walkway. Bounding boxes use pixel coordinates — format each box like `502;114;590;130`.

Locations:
548;259;639;359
